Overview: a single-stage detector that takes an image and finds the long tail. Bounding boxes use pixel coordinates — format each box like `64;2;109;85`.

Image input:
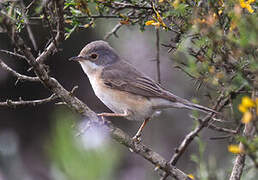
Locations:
182;100;218;114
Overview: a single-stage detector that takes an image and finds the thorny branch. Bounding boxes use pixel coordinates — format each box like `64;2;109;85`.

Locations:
104;23;123;40
0;94;58;108
0;57;40;82
156;29;161;84
36;0;64;63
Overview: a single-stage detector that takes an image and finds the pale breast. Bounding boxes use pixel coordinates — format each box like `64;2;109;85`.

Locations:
88;71;153;121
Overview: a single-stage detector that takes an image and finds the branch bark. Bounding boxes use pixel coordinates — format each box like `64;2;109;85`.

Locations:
0;58;40;82
0;94;57;108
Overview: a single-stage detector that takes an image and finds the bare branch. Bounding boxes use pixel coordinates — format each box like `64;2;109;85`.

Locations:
0;94;57;108
104;23;123;40
107;122;192;180
0;58;40;82
20;0;38;50
156;29;161;84
207;123;238;134
0;49;27;60
36;0;64;63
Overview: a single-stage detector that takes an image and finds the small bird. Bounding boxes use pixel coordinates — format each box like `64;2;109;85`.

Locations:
70;40;217;141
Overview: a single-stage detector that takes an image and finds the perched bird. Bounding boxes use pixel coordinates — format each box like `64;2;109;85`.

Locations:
70;40;217;140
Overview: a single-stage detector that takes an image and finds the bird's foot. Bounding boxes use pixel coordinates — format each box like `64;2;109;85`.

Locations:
132;133;142;143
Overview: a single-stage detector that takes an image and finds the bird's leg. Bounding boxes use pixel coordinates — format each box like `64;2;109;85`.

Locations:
132;118;150;142
97;112;128;117
97;111;129;123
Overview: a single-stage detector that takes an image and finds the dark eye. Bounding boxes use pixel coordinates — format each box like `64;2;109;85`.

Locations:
90;53;98;59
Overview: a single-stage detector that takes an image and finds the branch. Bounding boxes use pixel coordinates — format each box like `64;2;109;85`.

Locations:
156;29;161;84
20;0;38;50
0;58;40;82
160;86;245;180
0;94;57;108
0;49;28;60
104;23;123;40
36;0;64;63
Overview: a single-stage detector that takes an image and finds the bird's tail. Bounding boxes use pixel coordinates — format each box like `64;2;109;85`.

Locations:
182;100;218;114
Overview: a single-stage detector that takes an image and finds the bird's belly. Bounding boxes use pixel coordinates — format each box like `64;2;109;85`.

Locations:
89;76;153;121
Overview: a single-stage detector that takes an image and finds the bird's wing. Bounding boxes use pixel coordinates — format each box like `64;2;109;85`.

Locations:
101;61;177;102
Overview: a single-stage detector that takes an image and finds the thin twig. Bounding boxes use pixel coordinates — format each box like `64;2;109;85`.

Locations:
104;23;123;40
156;29;161;84
36;0;64;63
0;94;58;108
20;0;38;50
206;123;238;134
0;49;27;60
0;58;40;82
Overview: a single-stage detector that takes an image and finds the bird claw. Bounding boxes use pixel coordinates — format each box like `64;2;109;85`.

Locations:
132;133;142;143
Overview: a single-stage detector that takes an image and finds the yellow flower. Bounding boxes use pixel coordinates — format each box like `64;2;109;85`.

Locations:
172;0;180;8
65;20;73;24
145;20;161;28
256;98;258;115
246;4;254;13
218;10;223;15
228;145;244;154
145;4;166;28
239;0;255;13
153;5;166;27
242;111;252;124
188;174;195;179
145;20;155;26
238;104;247;113
159;0;165;3
242;96;255;108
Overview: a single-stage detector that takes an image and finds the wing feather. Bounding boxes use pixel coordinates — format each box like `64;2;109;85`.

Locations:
101;61;177;102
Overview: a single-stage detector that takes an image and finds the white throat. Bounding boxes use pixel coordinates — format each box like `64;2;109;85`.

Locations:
79;61;100;75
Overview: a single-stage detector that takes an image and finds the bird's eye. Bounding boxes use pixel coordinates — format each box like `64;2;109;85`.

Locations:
90;53;98;59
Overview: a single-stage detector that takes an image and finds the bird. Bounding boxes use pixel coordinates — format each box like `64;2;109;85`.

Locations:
70;40;218;141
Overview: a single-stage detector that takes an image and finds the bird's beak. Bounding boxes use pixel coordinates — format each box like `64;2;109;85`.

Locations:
69;56;83;62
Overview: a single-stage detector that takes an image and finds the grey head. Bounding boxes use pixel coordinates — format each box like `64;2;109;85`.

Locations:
70;40;120;67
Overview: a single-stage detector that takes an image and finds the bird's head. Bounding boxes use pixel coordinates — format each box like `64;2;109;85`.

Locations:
69;40;120;74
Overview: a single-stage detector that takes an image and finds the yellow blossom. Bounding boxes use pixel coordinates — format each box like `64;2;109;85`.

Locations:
218;10;223;15
188;174;195;179
153;5;166;27
159;0;164;3
208;66;215;74
65;19;73;24
256;98;258;115
242;111;252;124
228;145;244;154
145;20;155;26
242;96;255;108
145;4;166;28
239;0;255;13
238;104;247;113
172;0;180;8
